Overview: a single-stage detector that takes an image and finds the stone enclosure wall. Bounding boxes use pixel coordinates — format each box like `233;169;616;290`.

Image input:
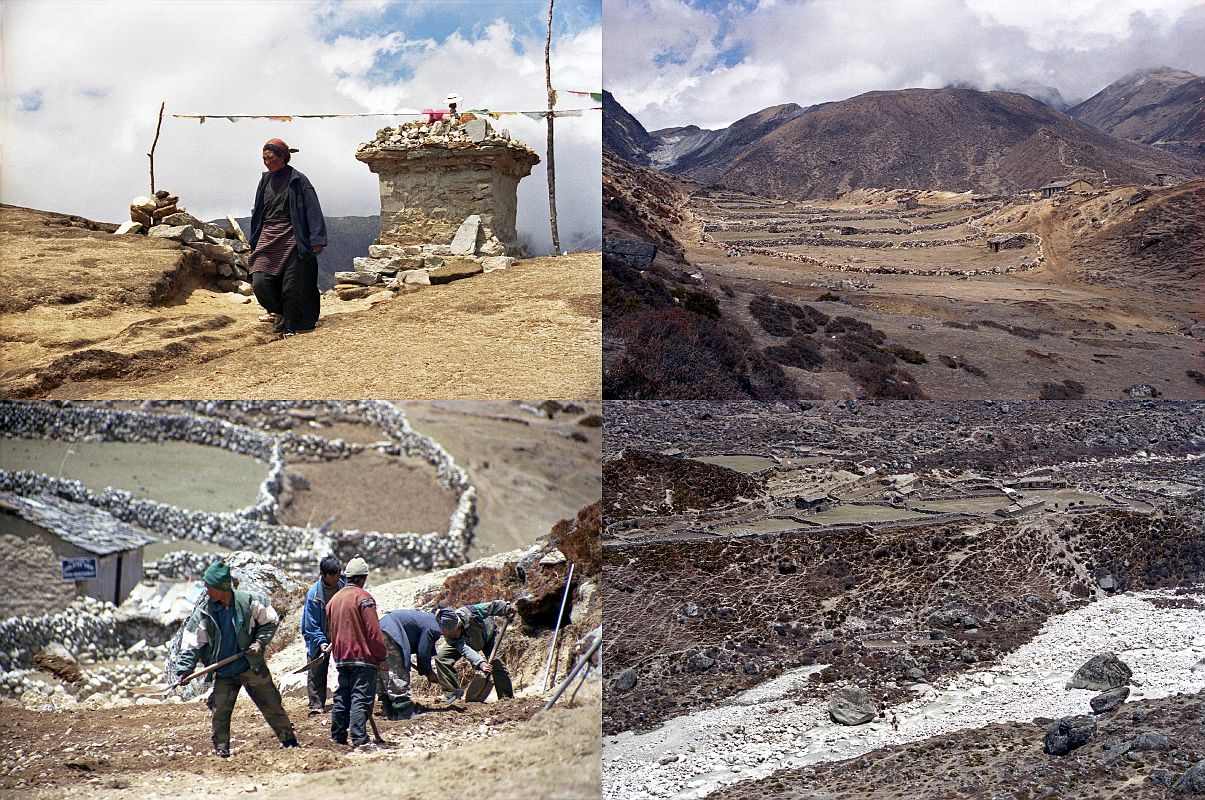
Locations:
0;401;478;575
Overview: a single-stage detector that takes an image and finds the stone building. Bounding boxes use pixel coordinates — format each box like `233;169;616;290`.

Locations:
988;233;1028;252
1038;178;1094;199
355;114;540;257
0;493;156;616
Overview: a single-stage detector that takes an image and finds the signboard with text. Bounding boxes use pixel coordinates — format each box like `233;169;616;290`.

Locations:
61;557;98;581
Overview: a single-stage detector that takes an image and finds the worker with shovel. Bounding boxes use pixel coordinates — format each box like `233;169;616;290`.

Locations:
325;556;387;750
434;600;517;703
378;609;442;720
300;555;344;715
176;560;298;757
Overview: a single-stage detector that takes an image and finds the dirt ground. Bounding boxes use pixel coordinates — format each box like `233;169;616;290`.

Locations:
278;450;459;535
0;692;600;800
682;185;1204;399
0;205;600;399
398;401;603;559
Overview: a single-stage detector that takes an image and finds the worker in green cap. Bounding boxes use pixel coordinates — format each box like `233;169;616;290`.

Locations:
177;559;299;757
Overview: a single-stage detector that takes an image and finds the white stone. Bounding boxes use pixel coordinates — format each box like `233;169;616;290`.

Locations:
149;225;202;243
115;221;143;235
160;212;205;229
368;244;407;259
224;292;251;304
334;271;379;286
450;215;483;255
478;237;506;257
480;256;514;273
401;270;431;285
131;196;158;213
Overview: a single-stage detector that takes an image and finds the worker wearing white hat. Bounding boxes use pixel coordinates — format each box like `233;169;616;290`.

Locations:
325;556;386;749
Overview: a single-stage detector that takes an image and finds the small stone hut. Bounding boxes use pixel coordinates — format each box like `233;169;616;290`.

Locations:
0;493;155;616
356;114;540;257
1039;178;1094;199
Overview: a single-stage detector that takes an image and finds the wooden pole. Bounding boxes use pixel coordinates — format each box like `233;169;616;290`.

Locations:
544;0;561;254
148;101;165;195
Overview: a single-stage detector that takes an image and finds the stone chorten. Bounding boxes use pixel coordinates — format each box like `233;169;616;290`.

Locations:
355;113;540;257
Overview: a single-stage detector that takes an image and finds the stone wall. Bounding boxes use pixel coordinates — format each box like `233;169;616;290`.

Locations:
355;114;539;258
0;520;77;618
0;401;478;575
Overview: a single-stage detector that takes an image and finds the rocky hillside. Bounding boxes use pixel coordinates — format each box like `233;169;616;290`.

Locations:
603;90;655;166
1068;67;1204;159
695;88;1198;199
652;102;805;181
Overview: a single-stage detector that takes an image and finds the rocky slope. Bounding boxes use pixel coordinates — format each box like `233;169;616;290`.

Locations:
653;103;805;181
603;90;656;166
1068;67;1204;159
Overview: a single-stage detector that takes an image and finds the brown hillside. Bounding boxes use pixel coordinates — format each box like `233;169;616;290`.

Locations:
1068;67;1204;159
701;88;1197;199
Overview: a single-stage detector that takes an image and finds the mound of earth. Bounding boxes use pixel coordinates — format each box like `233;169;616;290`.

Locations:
0;203;600;399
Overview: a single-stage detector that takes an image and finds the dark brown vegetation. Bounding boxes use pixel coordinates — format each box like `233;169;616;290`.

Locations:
603;451;761;522
748;296;927;398
606;304;798;401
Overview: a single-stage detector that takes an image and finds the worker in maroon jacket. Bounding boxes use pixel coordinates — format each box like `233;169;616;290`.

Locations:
325;556;386;750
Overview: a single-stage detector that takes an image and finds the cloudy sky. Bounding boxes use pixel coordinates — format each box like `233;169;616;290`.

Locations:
605;0;1205;131
1;0;601;254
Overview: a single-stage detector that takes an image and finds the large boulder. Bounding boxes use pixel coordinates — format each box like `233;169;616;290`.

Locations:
604;238;657;270
1175;760;1205;794
1066;652;1132;691
1089;686;1129;714
1044;715;1097;756
828;687;876;726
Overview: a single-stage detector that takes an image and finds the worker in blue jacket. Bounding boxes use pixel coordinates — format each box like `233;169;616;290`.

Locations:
300;556;344;714
378;609;442;720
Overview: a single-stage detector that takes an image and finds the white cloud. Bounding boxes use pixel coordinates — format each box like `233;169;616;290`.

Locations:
606;0;1205;130
0;0;600;256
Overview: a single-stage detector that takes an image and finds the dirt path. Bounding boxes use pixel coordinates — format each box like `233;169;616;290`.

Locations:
0;692;599;800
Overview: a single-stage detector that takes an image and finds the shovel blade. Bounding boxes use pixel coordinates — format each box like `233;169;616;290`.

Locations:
464;673;493;703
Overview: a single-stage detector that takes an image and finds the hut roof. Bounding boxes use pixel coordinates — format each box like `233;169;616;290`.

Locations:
0;492;156;555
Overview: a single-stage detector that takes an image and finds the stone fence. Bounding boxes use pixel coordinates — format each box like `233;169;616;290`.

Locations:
0;401;477;574
703;203;1002;235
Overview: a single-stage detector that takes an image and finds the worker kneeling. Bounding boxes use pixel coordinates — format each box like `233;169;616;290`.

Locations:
434;600;516;702
177;560;298;757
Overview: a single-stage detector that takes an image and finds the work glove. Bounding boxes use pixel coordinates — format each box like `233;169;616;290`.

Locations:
479;662;493;676
248;641;262;656
320;642;330;654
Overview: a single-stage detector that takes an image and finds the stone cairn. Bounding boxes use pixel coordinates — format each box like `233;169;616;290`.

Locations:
340;113;540;300
116;189;254;299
